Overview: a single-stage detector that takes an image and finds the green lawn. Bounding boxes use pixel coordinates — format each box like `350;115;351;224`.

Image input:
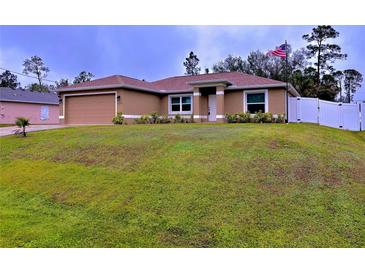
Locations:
0;123;364;247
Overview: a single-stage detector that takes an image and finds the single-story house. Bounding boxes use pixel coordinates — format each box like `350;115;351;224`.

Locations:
0;87;59;124
57;72;300;124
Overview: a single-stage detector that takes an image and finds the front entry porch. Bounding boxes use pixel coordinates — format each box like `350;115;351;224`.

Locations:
193;85;226;123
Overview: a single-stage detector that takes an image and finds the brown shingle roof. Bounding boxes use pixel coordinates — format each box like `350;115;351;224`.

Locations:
62;75;157;90
58;72;299;96
151;72;284;91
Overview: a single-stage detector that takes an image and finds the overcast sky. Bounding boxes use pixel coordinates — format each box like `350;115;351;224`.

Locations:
0;25;364;100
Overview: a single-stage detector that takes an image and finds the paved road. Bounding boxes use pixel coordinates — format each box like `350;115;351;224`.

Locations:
0;125;68;137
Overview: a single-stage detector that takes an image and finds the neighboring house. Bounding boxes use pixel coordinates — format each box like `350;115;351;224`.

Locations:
58;72;300;124
0;87;59;124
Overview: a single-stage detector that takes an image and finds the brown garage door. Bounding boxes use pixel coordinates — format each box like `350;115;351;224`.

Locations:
65;94;115;124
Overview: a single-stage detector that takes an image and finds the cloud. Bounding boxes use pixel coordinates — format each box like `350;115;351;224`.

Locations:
178;26;265;69
190;26;226;69
178;26;312;70
0;46;72;87
95;26;123;75
0;46;32;86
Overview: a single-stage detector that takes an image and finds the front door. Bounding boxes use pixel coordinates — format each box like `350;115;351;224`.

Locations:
208;94;217;122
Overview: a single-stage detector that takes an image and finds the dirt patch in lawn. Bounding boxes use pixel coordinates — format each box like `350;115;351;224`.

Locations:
9;142;152;171
159;225;216;247
269;140;280;149
51;191;69;203
51;144;149;170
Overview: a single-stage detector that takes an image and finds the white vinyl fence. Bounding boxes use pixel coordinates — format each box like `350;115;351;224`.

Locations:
361;103;365;130
288;97;364;131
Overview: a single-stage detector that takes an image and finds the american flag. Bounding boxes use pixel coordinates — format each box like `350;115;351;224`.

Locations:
267;44;287;58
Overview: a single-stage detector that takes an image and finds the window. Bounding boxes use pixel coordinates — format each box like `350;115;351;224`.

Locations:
181;96;191;111
40;106;49;120
171;97;180;111
245;91;267;113
169;95;192;114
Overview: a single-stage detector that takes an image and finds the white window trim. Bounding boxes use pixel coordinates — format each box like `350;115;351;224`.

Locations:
243;89;268;113
62;91;118;119
168;94;193;115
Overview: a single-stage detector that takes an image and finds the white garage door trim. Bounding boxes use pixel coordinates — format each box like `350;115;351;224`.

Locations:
61;91;117;119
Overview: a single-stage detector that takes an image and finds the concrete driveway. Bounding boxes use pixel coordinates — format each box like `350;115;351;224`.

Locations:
0;125;68;137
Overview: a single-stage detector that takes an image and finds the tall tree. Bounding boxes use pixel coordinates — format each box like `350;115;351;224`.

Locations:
302;25;347;87
290;48;308;71
291;67;317;97
183;51;201;75
246;51;271;77
319;74;339;101
73;71;94;84
56;78;70;88
27;83;49;92
332;70;344;101
0;70;19;89
212;47;307;84
212;55;248;73
23;56;50;88
343;69;363;103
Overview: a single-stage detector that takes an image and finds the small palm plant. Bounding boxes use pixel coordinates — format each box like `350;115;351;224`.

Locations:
15;117;30;137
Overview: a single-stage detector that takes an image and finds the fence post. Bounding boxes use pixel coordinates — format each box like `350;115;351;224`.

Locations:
360;103;362;131
297;97;301;122
317;98;320;125
338;103;343;129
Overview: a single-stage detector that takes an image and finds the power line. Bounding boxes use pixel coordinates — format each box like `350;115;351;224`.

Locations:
0;67;57;83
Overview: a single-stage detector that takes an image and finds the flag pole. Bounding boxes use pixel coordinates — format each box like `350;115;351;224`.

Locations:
285;40;289;122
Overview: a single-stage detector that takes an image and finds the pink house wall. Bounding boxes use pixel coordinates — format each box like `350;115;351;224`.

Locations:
0;102;59;124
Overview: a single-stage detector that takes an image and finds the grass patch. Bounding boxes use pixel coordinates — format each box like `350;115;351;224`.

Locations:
0;123;364;247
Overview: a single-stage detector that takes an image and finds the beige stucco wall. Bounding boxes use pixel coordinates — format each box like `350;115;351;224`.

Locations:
160;95;168;115
224;88;287;115
224;90;243;114
200;95;208;116
118;89;161;115
268;88;286;115
216;86;225;122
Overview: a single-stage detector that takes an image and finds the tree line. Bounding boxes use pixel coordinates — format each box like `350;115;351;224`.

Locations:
0;55;94;92
183;25;363;103
1;25;362;102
